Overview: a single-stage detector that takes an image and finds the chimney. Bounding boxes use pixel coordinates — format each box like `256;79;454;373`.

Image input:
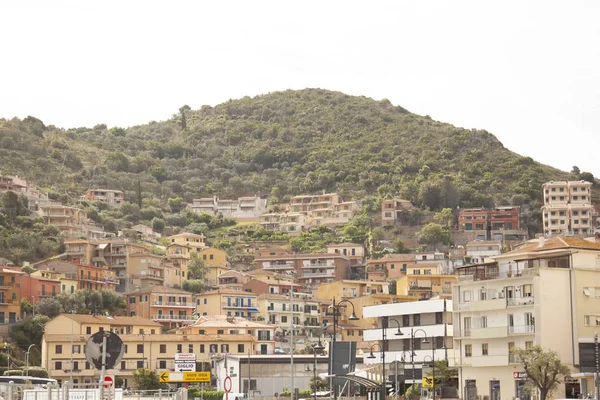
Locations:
538;237;545;247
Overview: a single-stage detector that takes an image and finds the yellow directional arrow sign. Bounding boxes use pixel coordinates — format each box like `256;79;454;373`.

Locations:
160;371;211;383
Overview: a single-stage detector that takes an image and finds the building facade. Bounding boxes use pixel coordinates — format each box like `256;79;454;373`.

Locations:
125;285;196;328
188;196;267;221
82;189;124;206
542;180;594;236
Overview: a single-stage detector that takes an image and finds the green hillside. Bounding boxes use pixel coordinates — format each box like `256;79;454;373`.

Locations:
0;89;577;210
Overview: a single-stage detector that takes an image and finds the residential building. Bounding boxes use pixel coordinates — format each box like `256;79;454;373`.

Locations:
162;260;183;288
43;314;258;387
125;285;196;328
396;264;455;300
167;232;207;252
465;240;502;264
0;175;48;208
256;292;321;329
459;207;521;231
0;268;24;323
367;254;415;281
451;237;600;400
81;189;124;206
259;212;307;234
363;299;454;389
218;270;252;290
39;203;92;238
199;247;229;286
242;278;302;296
542;180;594;236
381;198;415;222
196;289;259;320
34;260;118;291
253;247;292;258
188;195;267;221
254;253;350;285
327;242;366;264
131;224;161;244
286;193;359;226
176;315;275;355
127;252;165;291
19;271;60;304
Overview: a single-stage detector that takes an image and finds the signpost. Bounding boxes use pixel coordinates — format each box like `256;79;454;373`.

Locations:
159;371;211;383
224;376;232;400
422;376;434;389
103;375;114;389
175;353;197;372
84;331;124;400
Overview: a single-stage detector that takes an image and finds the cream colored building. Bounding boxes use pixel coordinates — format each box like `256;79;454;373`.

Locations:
176;315;275;355
451;237;600;400
195;289;259;320
542;180;594;236
396;264;456;300
42;314;254;388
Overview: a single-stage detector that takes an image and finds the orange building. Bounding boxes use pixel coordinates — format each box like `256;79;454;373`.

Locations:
35;260;118;291
0;267;24;323
366;254;415;281
125;285;196;328
82;189;124;206
20;271;60;304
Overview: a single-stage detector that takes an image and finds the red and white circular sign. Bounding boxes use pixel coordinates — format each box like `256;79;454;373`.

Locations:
103;375;114;389
224;376;232;393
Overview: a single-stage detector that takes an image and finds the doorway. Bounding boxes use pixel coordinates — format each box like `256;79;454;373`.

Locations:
490;380;500;400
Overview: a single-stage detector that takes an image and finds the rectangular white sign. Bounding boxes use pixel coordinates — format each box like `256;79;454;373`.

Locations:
175;353;197;361
175;362;196;372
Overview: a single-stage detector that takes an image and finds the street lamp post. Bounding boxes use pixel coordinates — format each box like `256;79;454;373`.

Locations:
423;355;435;400
408;329;428;400
4;343;9;370
312;341;326;400
329;298;359;400
25;344;35;376
368;318;402;400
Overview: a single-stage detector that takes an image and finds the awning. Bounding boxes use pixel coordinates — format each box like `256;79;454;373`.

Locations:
248;308;260;313
334;375;381;392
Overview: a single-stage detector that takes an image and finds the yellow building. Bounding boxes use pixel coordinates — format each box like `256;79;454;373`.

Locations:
196;289;259;320
396;264;456;300
167;232;206;252
127;252;165;289
177;315;275;355
41;314;252;387
199;247;228;267
125;285;196;328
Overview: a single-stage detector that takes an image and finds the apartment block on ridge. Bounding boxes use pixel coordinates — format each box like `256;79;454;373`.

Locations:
542;180;594;236
82;189;124;206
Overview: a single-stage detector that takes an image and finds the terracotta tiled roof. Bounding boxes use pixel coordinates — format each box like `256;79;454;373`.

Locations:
500;237;600;256
45;333;254;342
61;314;162;327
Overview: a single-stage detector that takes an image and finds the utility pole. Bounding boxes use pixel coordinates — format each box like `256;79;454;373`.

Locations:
290;274;295;400
595;332;599;400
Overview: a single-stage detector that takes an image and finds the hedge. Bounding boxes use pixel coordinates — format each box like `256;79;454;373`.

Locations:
187;388;224;400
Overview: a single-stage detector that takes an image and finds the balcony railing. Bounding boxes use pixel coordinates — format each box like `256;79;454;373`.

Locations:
508;325;535;334
507;296;535;307
151;314;196;322
152;301;194;308
222;301;256;309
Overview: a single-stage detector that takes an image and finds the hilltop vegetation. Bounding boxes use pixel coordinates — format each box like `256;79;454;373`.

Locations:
0;89;578;208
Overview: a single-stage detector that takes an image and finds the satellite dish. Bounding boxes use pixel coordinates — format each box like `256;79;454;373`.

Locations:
85;331;125;370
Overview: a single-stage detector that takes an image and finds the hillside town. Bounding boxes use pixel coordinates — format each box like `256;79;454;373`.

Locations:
1;175;600;400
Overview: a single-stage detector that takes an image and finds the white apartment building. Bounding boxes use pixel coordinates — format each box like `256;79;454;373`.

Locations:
466;241;502;264
187;196;267;221
452;237;600;400
542;180;594;236
363;299;454;389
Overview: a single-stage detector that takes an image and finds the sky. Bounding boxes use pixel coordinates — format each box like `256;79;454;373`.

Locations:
1;0;599;177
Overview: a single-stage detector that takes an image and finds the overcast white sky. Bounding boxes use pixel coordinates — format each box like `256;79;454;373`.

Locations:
1;1;599;177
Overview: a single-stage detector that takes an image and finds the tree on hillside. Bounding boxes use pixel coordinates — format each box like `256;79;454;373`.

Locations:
513;346;570;400
188;255;208;280
179;105;191;130
434;208;454;229
417;223;449;250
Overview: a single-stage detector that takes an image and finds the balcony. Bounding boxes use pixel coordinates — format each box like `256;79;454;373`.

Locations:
302;262;333;268
507;296;534;307
301;270;335;278
152;301;194;308
222;301;257;310
471;326;508;339
508;325;535;335
263;262;294;270
151;314;196;322
457;298;507;312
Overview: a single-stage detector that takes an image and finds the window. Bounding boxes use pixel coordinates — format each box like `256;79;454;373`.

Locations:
482;343;488;356
281;316;288;323
465;344;472;357
221;344;229;353
413;314;420;326
137;361;144;369
159;360;167;369
481;316;488;328
525;341;533;349
56;345;63;354
436;312;443;324
238;344;245;353
189;344;194;353
522;284;532;297
424;269;432;275
200;344;205;353
121;361;126;370
177;344;183;353
160;344;166;353
137;344;144;353
73;361;79;371
72;345;81;354
217;329;225;334
55;361;62;370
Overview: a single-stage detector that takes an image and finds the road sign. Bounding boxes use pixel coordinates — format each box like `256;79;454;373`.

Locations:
175;362;196;372
175;353;197;362
84;331;124;370
103;375;114;389
224;376;232;392
422;376;434;388
159;371;211;383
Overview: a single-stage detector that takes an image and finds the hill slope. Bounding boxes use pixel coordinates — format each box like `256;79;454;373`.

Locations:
0;89;575;209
